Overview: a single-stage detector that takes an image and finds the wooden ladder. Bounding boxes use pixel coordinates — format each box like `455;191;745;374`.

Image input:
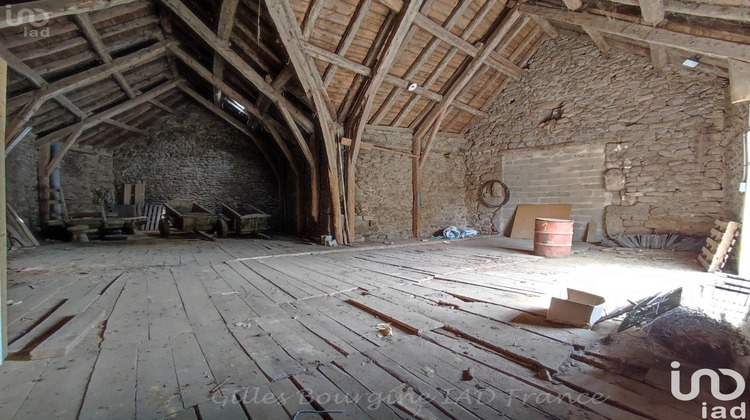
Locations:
699;220;741;273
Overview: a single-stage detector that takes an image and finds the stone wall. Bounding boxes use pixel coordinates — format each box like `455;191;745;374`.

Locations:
60;146;115;213
465;35;747;238
113;103;278;216
354;129;468;241
7;138;39;231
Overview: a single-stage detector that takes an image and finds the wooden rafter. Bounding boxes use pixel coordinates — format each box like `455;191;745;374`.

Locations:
370;0;469;126
304;44;487;117
344;0;424;240
35;78;180;148
322;0;371;87
76;12;174;119
160;0;314;133
266;0;344;244
0;41;166;143
0;0;140;29
390;0;499;128
413;9;523;145
213;0;240;105
519;4;750;63
609;0;750;24
168;45;303;162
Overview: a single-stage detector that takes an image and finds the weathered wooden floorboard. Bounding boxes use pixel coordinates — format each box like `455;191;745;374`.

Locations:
79;343;138;419
0;359;49;419
136;338;184;419
147;267;192;340
170;332;219;409
225;260;296;304
102;271;149;348
212;263;284;318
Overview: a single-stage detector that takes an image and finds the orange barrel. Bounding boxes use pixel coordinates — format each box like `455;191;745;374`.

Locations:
534;218;574;258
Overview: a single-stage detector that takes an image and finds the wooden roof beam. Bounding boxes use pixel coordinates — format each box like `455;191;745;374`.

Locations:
370;0;477;125
160;0;314;133
584;27;611;53
562;0;584;11
519;3;750;62
213;0;240;105
638;0;666;25
304;44;486;117
35;78;180;147
411;12;525;80
391;0;501;128
266;0;344;244
0;0;139;29
414;8;523;154
344;0;423;239
76;13;175;115
608;0;749;24
322;0;371;87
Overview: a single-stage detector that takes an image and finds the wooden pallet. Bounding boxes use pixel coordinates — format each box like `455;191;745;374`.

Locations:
143;204;164;232
699;220;741;272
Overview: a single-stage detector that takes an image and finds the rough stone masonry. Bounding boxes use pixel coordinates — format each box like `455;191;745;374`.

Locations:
464;35;747;238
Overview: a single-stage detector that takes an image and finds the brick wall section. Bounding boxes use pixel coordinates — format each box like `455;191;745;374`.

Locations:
500;144;609;240
465;35;747;237
354;130;469;241
113;103;278;216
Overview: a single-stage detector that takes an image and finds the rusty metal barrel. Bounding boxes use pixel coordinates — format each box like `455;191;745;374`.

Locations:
534;218;574;258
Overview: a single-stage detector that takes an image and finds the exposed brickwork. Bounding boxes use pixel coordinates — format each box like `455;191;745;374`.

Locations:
465;35;747;238
500;144;609;240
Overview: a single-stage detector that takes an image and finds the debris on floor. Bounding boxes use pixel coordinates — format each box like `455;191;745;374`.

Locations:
438;226;478;240
376;323;393;337
644;307;750;373
605;233;703;251
599;288;682;332
546;288;606;328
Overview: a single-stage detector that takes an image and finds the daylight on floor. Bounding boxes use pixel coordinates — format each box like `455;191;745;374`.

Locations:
0;0;749;419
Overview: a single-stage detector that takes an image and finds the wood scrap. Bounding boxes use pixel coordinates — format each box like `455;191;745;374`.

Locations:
30;309;105;359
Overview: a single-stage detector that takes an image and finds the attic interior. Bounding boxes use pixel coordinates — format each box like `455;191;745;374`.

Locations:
1;0;750;418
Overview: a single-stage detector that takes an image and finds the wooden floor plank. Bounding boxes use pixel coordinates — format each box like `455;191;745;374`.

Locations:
196;396;249;419
0;359;48;419
170;332;219;408
147;267;192;340
317;364;404;420
14;331;100;420
229;321;305;381
225;260;295;304
103;271;149;348
267;378;320;419
290;370;372;419
79;343;138;420
136;338;183;419
212;263;284;318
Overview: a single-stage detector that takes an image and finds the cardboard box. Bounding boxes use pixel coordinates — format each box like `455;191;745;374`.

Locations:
547;289;606;328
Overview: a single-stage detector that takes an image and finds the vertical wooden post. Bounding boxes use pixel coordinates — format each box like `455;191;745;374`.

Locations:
739;106;750;278
412;133;421;238
37;145;51;224
0;58;7;362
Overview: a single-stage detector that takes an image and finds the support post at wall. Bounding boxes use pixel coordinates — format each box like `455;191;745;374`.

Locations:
37;145;51;224
0;58;7;362
739;106;750;278
412;133;421;238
